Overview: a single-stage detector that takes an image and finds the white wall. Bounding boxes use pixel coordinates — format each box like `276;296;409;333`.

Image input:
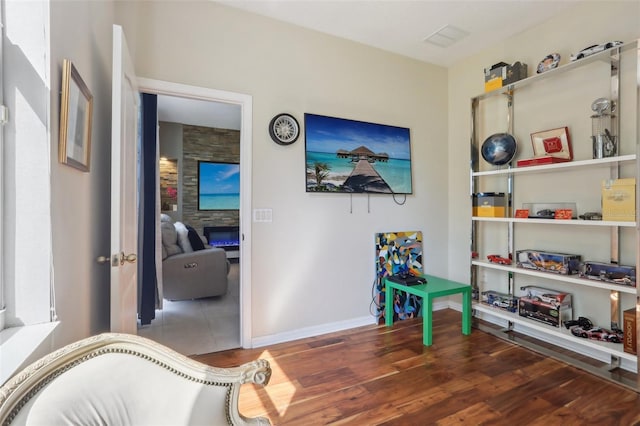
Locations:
447;2;640;316
3;0;52;328
48;0;115;344
1;0;116;380
115;1;449;338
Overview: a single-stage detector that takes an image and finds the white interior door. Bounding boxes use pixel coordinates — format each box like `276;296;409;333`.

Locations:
110;24;139;333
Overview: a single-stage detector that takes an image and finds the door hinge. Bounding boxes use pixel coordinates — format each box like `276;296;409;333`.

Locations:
0;105;9;125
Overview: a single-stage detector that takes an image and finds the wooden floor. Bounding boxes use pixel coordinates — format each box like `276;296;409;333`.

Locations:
193;309;640;425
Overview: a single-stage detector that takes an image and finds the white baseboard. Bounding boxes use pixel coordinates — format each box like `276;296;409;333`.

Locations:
251;316;376;348
251;302;453;348
252;301;636;374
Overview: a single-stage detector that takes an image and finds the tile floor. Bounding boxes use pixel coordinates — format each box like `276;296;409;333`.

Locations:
138;262;240;356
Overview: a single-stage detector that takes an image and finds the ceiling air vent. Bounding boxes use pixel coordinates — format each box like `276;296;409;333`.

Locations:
423;24;469;48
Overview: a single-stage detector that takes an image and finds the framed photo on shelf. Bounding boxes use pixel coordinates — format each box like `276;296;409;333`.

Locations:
530;126;572;160
518;126;573;167
59;59;93;172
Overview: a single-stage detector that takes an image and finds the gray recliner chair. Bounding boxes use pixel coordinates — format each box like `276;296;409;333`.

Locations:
161;215;230;301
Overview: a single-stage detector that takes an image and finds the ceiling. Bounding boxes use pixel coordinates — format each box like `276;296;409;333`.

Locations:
217;0;583;67
157;95;241;130
159;0;583;128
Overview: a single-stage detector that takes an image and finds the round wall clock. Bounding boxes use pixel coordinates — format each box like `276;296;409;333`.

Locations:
269;113;300;145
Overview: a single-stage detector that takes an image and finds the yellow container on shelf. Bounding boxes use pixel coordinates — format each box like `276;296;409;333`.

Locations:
473;192;506;217
602;178;636;222
484;78;502;93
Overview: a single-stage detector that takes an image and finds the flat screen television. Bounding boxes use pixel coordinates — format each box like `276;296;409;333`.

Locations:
304;113;413;194
198;161;240;210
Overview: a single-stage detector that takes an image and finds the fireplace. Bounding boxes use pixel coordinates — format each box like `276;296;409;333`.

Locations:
203;226;240;259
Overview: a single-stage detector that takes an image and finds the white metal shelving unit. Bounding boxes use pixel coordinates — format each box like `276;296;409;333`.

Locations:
470;40;639;390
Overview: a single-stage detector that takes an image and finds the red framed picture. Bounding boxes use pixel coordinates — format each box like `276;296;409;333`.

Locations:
530;127;572;160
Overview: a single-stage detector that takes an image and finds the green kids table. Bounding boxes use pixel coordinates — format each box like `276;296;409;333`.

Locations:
384;274;472;346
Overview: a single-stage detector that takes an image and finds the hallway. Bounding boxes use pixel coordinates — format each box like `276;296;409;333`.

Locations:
138;262;240;355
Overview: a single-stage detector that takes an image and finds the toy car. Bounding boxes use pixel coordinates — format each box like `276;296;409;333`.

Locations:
570;325;623;343
564;316;593;329
533;293;561;305
535;209;555;218
487;254;512;265
570;41;624;61
579;212;602;220
483;291;518;312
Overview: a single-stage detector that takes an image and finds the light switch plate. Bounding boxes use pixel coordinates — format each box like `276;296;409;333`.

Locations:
253;208;272;222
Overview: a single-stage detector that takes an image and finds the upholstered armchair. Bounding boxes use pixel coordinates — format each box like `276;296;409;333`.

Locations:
0;333;271;425
161;215;230;301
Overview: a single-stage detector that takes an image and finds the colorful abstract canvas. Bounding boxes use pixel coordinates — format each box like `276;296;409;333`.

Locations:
375;231;423;323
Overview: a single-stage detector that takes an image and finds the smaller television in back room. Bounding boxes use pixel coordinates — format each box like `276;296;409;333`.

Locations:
304;113;413;194
198;161;240;211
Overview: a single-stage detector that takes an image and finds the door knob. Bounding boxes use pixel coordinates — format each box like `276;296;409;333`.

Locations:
96;253;137;266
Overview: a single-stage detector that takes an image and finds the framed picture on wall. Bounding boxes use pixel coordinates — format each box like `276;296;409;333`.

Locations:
58;59;93;172
197;161;240;210
304;113;413;194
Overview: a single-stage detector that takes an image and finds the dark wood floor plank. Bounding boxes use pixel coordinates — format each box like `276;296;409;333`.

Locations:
195;309;640;424
434;402;501;425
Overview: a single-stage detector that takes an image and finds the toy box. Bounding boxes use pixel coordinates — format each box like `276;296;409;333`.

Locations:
518;286;572;327
580;261;636;287
623;308;637;355
521;202;577;219
484;61;528;92
602;178;636;222
473;192;506;217
481;290;518;313
516;249;581;275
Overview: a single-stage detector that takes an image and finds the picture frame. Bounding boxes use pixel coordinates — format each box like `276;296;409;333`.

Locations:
304;113;413;194
197;161;240;210
530;126;572;160
59;59;93;172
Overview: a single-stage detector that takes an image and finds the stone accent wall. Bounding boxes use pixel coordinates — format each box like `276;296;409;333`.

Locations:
159;158;178;212
182;125;240;235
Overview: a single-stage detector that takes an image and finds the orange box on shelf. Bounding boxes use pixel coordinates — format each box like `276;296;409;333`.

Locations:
515;209;529;218
623;308;637;355
554;209;573;220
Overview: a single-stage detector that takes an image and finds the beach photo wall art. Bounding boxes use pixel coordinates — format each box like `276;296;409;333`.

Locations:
198;161;240;210
304;113;413;194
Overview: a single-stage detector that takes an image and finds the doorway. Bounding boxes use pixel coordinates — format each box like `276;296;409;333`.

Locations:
136;79;253;355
